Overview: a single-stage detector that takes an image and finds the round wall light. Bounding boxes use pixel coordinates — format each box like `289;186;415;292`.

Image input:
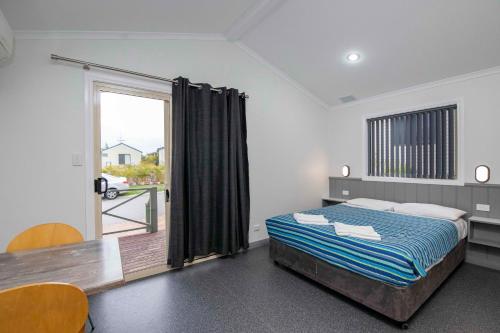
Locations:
475;165;490;183
346;52;361;63
342;165;350;177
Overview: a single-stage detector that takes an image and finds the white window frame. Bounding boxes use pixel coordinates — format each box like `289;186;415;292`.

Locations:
361;99;465;186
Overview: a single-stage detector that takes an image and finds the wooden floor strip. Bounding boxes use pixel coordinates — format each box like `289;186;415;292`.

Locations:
118;231;167;277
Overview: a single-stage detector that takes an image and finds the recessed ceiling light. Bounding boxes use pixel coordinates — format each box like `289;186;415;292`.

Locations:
346;52;361;63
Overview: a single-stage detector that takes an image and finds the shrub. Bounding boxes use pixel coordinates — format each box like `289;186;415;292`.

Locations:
103;161;165;185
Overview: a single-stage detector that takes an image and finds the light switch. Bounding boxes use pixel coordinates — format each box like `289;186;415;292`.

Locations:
476;204;490;212
342;190;350;196
72;153;83;166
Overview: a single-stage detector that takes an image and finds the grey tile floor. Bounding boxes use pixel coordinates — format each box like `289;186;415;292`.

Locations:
89;245;500;333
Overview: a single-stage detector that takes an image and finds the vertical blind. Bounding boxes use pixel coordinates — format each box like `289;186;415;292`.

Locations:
367;104;457;179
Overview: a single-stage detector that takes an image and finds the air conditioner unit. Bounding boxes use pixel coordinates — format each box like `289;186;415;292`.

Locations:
0;8;14;63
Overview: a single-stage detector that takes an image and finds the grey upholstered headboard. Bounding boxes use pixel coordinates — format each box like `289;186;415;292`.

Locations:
329;177;500;219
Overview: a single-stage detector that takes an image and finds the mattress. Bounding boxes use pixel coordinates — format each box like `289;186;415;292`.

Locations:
265;204;459;286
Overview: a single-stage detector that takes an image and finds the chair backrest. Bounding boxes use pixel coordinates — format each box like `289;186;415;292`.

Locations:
0;282;88;333
6;223;84;253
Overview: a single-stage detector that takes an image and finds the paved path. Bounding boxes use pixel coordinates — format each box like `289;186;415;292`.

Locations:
102;191;166;235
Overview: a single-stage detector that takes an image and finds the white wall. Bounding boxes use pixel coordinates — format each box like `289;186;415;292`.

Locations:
0;38;329;249
328;70;500;184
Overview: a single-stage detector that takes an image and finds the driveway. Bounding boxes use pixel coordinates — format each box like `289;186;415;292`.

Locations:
102;190;165;233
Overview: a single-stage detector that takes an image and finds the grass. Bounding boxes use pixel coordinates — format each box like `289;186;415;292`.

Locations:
122;184;165;196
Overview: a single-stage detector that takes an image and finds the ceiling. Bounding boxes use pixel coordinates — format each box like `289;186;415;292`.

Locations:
0;0;256;33
241;0;500;106
2;0;500;106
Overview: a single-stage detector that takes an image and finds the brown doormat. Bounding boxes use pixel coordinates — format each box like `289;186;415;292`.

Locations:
118;231;167;276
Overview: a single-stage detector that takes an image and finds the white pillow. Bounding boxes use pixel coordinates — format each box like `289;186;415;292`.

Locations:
394;203;466;220
346;198;398;211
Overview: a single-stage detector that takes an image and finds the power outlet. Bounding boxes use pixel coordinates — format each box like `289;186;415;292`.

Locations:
253;224;260;232
476;204;490;212
342;190;350;196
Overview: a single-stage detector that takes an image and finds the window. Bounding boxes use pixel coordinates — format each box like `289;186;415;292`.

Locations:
118;154;131;165
367;104;457;179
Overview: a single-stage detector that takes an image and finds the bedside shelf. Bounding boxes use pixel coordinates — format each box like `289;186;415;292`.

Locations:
322;197;347;207
468;216;500;249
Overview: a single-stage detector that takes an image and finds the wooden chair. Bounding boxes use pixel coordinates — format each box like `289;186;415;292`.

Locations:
0;282;88;333
6;223;84;253
6;223;95;330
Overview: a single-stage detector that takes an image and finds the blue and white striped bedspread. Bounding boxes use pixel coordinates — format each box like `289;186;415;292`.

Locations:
265;204;458;286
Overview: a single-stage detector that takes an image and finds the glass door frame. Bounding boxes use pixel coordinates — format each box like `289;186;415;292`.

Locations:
92;81;172;241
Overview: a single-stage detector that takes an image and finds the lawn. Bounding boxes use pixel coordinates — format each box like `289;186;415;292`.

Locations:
123;184;165;196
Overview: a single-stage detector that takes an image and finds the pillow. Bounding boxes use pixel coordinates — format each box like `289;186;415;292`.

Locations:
394;203;466;220
346;198;398;211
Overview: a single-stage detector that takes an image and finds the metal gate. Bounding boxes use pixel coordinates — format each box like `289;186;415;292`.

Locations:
101;187;158;236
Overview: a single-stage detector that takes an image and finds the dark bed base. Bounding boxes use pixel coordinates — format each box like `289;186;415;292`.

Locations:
270;238;466;326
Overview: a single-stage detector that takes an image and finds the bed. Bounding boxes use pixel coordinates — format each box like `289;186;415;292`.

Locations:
266;203;467;328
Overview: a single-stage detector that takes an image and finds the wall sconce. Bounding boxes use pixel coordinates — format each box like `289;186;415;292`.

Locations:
342;165;350;177
475;165;490;183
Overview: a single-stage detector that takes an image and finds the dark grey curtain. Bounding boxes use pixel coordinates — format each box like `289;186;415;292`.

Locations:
168;77;250;268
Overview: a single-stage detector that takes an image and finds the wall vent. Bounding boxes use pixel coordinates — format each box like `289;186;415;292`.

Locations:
339;95;357;103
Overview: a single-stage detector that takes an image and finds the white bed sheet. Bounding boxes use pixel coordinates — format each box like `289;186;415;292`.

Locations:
342;203;468;240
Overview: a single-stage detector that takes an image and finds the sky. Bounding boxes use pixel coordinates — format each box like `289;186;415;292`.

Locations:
100;92;165;154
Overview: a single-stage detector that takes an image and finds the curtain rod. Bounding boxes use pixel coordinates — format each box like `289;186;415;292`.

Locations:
50;54;249;98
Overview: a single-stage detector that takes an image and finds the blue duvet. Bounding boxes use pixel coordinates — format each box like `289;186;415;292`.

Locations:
266;204;458;286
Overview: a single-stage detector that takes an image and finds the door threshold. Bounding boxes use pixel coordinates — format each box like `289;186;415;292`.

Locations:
123;254;222;282
124;264;169;282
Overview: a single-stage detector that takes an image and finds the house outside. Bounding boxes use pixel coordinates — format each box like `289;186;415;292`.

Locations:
157;147;165;166
102;143;142;167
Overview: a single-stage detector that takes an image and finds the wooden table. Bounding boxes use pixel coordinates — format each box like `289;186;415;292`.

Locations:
0;238;124;295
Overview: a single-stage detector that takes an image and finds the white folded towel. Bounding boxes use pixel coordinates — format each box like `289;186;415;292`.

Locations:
293;213;331;225
294;213;327;222
334;222;381;241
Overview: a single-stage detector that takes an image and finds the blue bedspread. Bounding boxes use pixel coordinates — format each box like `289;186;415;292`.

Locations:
265;204;459;286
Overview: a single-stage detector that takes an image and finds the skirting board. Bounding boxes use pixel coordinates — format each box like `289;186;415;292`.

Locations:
249;238;269;249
